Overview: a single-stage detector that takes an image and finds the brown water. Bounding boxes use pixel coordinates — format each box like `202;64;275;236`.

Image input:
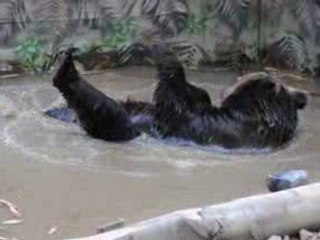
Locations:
0;67;320;240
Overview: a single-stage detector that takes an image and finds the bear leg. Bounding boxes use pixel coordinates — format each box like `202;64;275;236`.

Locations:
52;49;140;141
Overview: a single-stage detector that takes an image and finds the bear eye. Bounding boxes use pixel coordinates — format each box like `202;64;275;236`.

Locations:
265;79;283;94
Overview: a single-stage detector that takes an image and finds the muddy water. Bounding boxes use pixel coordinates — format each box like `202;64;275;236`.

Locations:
0;67;320;240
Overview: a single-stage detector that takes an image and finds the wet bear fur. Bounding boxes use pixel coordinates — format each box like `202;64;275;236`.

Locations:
153;61;308;148
52;48;143;141
49;47;212;137
51;49;308;149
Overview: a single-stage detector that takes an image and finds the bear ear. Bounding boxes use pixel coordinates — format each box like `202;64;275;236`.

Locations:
292;90;309;109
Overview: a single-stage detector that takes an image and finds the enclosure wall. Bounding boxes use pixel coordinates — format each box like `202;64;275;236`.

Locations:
0;0;318;74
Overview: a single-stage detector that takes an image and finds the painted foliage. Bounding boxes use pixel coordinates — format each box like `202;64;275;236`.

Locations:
0;0;319;75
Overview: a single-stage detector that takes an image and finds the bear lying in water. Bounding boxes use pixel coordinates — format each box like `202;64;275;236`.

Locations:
47;48;308;150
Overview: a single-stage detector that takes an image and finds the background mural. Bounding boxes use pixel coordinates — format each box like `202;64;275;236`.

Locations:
0;0;320;76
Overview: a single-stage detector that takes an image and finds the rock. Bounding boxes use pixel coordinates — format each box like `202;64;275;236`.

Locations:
267;170;309;192
0;60;23;75
268;235;282;240
299;229;319;240
283;235;290;240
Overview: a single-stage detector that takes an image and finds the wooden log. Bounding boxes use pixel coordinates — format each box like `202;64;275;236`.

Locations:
66;183;320;240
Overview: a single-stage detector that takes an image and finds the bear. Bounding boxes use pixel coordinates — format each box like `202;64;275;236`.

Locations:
51;48;156;141
152;54;213;139
45;99;155;131
47;45;212;131
153;65;308;148
150;44;212;112
50;48;308;150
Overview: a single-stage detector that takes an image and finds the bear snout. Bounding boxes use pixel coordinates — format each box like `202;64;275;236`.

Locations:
289;88;309;109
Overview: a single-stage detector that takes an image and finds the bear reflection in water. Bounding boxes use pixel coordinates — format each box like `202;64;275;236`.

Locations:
47;48;308;151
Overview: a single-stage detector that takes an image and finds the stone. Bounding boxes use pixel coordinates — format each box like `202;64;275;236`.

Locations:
299;229;318;240
267;235;282;240
267;170;309;192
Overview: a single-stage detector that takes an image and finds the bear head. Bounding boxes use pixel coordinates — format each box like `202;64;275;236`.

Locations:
219;72;308;148
221;72;308;111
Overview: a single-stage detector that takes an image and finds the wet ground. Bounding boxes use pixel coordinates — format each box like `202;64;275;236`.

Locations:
0;67;320;240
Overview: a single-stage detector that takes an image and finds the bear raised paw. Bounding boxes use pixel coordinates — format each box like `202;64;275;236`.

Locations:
48;48;308;150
